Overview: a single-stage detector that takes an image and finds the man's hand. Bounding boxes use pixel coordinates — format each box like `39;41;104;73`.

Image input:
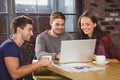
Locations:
55;53;60;60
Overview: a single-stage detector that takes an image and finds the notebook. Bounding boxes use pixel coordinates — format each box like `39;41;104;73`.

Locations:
58;39;96;63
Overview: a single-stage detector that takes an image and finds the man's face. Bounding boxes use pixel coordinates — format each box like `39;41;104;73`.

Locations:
21;24;33;42
50;18;65;36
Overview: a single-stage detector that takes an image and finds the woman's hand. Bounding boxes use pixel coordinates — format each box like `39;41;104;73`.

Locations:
106;59;120;63
93;55;96;61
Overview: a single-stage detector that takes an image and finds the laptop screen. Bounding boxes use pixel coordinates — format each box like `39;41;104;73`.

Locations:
59;39;96;63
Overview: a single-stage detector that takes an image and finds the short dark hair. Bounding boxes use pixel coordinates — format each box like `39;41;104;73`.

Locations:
11;15;34;33
50;11;65;23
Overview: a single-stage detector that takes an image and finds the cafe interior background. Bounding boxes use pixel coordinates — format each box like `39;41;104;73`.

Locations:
0;0;120;65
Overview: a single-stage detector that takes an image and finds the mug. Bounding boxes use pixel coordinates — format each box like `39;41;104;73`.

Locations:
42;55;52;62
96;55;106;64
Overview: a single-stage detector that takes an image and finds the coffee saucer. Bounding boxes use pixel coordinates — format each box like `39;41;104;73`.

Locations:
92;61;109;65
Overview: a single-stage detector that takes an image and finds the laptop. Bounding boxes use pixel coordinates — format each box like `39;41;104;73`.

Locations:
58;39;96;63
51;39;102;73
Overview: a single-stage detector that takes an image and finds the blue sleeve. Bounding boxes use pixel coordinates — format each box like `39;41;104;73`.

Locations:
3;43;19;57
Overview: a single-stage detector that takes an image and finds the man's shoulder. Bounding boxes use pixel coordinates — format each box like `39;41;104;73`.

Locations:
0;39;13;47
36;30;50;40
37;30;48;36
0;39;18;51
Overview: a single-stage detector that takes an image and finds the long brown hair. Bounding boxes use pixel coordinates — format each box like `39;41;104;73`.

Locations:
78;10;103;41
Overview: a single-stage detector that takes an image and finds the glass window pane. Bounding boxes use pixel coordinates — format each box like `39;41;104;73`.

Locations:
28;16;38;33
15;0;52;13
0;0;7;13
58;0;75;13
0;35;7;44
38;0;52;13
0;15;7;44
15;0;36;13
0;15;7;33
65;15;77;32
28;16;38;43
38;0;48;5
38;16;50;33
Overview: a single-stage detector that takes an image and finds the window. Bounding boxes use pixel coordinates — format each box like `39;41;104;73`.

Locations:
0;0;78;44
15;0;76;32
65;15;77;32
57;0;76;32
0;15;8;44
15;0;51;13
58;0;76;13
0;0;7;13
0;0;8;44
15;0;36;13
38;0;52;13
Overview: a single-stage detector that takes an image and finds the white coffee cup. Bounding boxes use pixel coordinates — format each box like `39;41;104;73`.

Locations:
96;55;106;64
42;55;52;62
32;60;38;63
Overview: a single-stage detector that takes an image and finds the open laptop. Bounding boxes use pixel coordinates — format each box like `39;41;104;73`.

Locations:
58;39;96;63
51;39;103;73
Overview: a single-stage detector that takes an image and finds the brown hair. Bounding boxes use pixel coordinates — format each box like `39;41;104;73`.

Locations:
50;11;65;23
11;15;33;33
77;10;102;39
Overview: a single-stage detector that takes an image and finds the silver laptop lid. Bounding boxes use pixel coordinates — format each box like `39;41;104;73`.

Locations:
59;39;96;63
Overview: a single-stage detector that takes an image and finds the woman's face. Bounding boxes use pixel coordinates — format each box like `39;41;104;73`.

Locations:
80;16;96;38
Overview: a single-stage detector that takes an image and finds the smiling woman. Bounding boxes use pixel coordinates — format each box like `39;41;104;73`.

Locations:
78;10;120;63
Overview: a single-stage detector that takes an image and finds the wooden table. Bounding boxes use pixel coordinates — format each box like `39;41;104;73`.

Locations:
46;62;120;80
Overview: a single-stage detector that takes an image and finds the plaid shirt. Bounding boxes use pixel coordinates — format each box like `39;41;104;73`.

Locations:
95;34;120;60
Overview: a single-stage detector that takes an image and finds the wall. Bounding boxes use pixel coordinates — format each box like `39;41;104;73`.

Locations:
82;0;120;52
